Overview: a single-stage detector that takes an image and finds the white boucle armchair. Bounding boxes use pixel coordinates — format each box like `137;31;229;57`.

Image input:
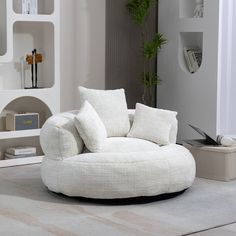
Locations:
40;109;196;199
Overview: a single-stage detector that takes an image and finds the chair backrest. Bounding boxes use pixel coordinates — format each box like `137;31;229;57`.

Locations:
40;109;178;160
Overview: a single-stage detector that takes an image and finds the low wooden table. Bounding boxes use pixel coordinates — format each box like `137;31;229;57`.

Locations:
184;143;236;181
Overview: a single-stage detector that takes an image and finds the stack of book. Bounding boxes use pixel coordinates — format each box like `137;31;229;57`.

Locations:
184;47;202;73
5;146;36;160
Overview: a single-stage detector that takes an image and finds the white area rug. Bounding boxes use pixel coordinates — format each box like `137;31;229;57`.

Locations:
0;164;236;236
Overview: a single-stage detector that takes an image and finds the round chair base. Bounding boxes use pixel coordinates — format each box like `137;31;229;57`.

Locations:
47;189;187;205
41;144;196;200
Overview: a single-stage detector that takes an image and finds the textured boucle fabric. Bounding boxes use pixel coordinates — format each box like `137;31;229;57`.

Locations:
128;103;178;145
82;137;160;153
78;86;130;137
40;111;84;160
40;109;195;199
41;144;196;199
74;101;107;152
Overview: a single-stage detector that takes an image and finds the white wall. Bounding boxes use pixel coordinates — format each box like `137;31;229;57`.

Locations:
158;0;220;142
74;0;106;108
60;0;76;111
60;0;106;111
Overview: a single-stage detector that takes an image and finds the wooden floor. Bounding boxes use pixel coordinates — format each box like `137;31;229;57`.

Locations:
188;223;236;236
1;164;236;236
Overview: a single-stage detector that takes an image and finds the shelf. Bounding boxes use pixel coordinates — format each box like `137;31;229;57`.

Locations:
13;0;54;15
179;32;203;74
0;0;7;56
0;0;59;168
0;129;40;140
0;155;43;168
13;14;55;23
0;21;55;90
0;96;52;131
179;0;204;18
0;136;43;161
0;87;54;96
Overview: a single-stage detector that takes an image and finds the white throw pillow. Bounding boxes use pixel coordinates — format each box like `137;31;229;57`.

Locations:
127;103;177;145
74;101;107;152
78;86;130;137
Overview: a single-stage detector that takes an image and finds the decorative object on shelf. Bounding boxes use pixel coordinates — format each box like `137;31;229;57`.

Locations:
26;49;43;89
22;0;38;15
183;47;202;73
127;0;167;107
194;0;204;18
5;146;36;160
20;56;26;89
6;112;39;131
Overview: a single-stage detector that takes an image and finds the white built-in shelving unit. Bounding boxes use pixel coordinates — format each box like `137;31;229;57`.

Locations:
0;0;60;167
158;0;235;142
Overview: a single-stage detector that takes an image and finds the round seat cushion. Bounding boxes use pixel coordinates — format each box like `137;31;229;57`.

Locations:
41;143;196;199
84;137;161;153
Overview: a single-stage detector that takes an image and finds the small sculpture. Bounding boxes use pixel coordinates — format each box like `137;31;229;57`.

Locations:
26;49;42;88
194;0;204;18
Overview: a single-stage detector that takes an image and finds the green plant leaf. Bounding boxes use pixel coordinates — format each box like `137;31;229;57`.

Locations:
143;33;167;59
141;72;162;88
127;0;166;91
127;0;156;26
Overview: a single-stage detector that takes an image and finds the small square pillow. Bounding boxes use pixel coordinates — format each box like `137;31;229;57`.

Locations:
74;101;107;152
78;86;130;137
127;103;177;145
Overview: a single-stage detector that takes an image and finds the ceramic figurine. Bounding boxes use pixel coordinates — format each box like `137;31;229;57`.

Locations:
194;0;204;18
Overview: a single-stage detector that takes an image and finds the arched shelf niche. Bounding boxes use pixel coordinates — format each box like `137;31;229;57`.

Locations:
179;32;203;74
0;96;52;131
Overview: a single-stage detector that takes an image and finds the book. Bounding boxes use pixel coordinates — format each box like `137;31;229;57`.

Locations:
188;50;199;72
184;47;194;73
6;146;36;156
5;152;36;160
184;47;202;73
194;50;202;67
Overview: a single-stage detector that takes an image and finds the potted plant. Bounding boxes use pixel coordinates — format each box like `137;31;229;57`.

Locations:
127;0;167;107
